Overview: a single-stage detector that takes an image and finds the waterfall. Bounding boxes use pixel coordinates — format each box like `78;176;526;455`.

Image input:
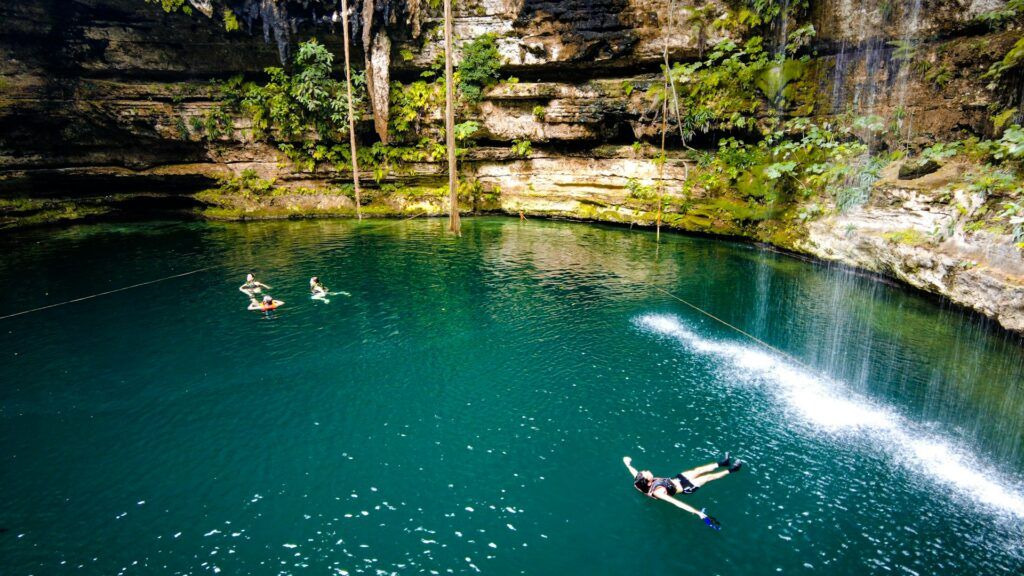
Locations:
827;0;925;141
892;0;924;147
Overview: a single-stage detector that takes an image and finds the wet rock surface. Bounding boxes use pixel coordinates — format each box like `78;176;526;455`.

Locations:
1;0;1022;332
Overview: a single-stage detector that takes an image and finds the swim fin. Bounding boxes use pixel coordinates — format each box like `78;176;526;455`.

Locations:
729;459;744;473
700;509;722;531
718;452;732;467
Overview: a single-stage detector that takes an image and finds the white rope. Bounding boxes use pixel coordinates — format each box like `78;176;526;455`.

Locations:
0;265;221;321
648;284;813;371
0;213;428;322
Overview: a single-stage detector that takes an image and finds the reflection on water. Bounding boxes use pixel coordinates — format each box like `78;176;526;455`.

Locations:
0;217;1021;575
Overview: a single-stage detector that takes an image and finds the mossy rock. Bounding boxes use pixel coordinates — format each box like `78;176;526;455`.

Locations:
898;158;941;180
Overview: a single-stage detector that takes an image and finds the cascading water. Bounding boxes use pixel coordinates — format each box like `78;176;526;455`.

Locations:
891;0;924;146
635;312;1024;519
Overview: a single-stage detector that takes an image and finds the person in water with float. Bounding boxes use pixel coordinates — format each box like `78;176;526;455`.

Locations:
239;273;272;296
623;454;742;530
248;294;284;313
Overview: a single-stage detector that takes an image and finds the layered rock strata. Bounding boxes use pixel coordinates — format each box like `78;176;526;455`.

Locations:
1;0;1022;332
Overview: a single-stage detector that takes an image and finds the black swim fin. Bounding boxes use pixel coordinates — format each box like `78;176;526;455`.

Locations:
718;452;732;467
729;459;744;473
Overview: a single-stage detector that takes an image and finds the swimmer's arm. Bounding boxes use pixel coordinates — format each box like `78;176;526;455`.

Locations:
256;281;271;289
622;456;639;477
653;492;705;518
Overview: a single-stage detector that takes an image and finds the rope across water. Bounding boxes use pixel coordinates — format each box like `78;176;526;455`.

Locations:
0;213;427;322
0;266;222;321
648;284;813;371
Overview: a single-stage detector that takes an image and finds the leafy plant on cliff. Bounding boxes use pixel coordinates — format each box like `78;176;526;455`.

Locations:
985;37;1024;79
147;0;191;14
209;40;366;172
244;40;364;142
974;0;1024;29
511;139;532;158
213;169;279;198
1001;201;1024;244
458;34;503;103
660;22;815;138
995;125;1024;161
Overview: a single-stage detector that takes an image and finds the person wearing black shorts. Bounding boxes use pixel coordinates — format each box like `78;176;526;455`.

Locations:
623;454;742;523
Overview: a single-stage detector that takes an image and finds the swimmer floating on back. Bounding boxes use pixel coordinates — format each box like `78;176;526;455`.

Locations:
623;454;743;530
239;273;272;296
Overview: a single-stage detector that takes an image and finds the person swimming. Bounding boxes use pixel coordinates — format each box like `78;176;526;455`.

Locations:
248;294;283;313
309;276;328;296
623;454;742;527
240;273;271;296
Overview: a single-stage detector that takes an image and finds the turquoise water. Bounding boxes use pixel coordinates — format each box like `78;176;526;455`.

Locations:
1;217;1023;575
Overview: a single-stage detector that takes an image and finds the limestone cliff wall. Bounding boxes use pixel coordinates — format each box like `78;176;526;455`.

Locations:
0;0;1022;332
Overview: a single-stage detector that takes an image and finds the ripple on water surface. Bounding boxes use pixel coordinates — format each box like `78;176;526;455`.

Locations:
0;218;1022;575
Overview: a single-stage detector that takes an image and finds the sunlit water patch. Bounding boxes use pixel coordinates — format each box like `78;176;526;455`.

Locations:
1;218;1022;575
635;313;1024;519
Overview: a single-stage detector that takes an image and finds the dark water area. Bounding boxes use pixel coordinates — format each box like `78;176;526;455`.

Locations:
1;217;1022;575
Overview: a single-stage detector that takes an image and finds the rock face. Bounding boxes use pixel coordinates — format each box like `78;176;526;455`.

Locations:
1;0;1022;332
798;163;1024;332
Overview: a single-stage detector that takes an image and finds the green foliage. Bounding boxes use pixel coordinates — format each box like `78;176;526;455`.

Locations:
626;178;656;201
986;37;1024;79
993;108;1017;130
755;59;807;106
683;118;886;214
974;0;1024;28
965;169;1018;199
459;178;501;206
373;72;484;183
714;0;810;33
214;169;278;198
882;229;928;246
663;30;813;138
832;155;886;212
217;40;366;171
785;24;816;54
174;115;189;140
1000;200;1024;244
389;79;443;138
888;40;917;62
453;120;480;142
922;142;961;162
621;81;634;96
223;8;239;31
995;125;1024;161
532;105;546;121
147;0;192;14
201;75;249;140
924;63;954;88
510;139;532;158
458;34;502;103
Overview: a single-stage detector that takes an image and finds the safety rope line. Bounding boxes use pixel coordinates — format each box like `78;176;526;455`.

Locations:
648;284;813;371
0;213;432;322
0;265;223;322
369;210;426;230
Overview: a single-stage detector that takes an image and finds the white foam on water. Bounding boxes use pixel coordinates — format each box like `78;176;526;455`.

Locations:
634;313;1024;519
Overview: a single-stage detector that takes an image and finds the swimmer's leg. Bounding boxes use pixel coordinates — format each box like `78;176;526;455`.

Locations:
689;470;731;488
681;462;719;477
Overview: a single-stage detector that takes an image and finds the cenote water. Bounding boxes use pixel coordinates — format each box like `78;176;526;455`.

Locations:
2;217;1023;575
